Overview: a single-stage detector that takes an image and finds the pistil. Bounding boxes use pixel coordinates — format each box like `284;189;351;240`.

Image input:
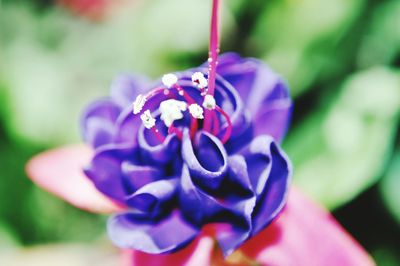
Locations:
132;0;234;146
203;0;220;132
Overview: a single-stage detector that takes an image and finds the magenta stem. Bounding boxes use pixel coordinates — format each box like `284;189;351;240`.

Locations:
207;0;220;97
151;127;165;143
215;105;232;144
203;0;220;132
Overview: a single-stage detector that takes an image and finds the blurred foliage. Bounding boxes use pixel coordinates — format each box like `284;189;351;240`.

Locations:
380;151;400;225
0;0;234;145
285;68;400;209
0;243;120;266
252;0;365;96
0;0;399;264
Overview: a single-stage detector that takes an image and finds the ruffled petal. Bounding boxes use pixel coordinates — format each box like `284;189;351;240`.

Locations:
84;144;140;203
126;178;179;219
114;107;142;146
137;125;180;165
121;162;164;194
179;164;251;231
216;53;292;142
234;135;292;240
110;74;150;108
25;144;122;213
181;130;228;192
107;210;199;254
122;189;374;265
81;99;121;148
177;72;253;153
214;136;291;256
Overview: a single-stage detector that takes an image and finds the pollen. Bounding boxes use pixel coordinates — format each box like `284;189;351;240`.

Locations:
159;99;187;127
162;73;178;88
188;104;204;119
132;94;146;114
191;72;208;89
203;94;216;110
140;110;156;129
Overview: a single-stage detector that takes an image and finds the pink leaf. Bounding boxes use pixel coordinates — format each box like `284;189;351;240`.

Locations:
234;188;374;266
26;144;123;214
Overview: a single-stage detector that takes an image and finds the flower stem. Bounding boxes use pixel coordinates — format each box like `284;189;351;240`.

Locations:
207;0;220;97
203;0;220;132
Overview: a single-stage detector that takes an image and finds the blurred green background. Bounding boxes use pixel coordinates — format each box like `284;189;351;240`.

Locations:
0;0;399;264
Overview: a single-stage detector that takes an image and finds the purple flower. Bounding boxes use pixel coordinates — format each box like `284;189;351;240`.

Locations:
80;52;293;256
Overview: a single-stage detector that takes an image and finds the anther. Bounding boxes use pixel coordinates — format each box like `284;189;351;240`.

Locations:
191;72;208;89
203;94;216;110
159;99;187;127
188;104;204;119
162;73;178;88
140;110;156;129
132;94;146;114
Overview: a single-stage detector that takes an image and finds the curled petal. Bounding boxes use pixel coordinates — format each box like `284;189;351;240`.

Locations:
179;164;251;231
114;107;142;146
25;144;122;213
126;178;179;219
81;99;121;148
226;155;253;196
216;53;292;142
137;126;180;165
84;144;140;203
242;135;291;197
181;130;228;191
121;162;164;194
108;211;199;254
110;74;150;108
123;189;374;265
215;136;291;255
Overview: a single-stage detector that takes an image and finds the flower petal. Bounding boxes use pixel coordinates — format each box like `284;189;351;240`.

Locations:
121;162;164;194
25;144;122;214
81;99;121;148
237;188;375;266
137;126;180;165
243;135;291;235
110;74;150;108
216;53;292;142
216;136;291;256
181;130;228;192
126;178;179;219
84;144;140;203
107;210;199;254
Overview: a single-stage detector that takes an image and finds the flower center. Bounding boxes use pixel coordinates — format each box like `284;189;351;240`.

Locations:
132;72;232;144
132;0;226;144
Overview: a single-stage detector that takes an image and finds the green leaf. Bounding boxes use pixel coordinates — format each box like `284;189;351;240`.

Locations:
380;151;400;225
0;1;234;145
284;67;400;209
0;222;19;248
252;0;365;96
357;0;400;68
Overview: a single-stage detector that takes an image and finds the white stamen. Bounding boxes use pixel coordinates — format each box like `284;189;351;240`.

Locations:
140;110;156;129
162;73;178;88
191;72;208;89
203;94;216;110
189;104;204;119
132;94;146;114
159;99;187;127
